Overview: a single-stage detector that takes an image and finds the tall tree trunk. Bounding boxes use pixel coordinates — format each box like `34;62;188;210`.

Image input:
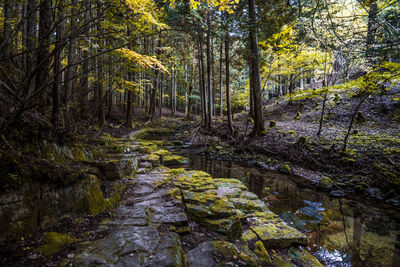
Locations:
3;0;13;58
80;0;91;115
24;0;37;96
159;73;163;118
248;0;265;135
206;11;213;128
219;38;223;117
35;0;51;108
198;49;204;121
51;4;63;128
366;0;378;66
199;33;208;127
96;3;105;126
150;36;159;122
225;28;234;134
64;0;77;104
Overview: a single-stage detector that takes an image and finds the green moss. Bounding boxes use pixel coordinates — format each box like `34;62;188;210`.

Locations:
254;241;272;264
39;232;75;256
137;144;158;154
163;155;187;166
199;216;242;239
294;111;302;120
214;178;248;190
278;163;291;175
74;175;107;215
169;168;185;175
211;241;258;266
144;153;160;162
288;248;323;267
154;149;171;157
240;229;258;243
271;251;292;267
167;188;182;200
317;177;333;191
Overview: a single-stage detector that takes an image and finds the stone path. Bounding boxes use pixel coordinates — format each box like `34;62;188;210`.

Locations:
60;132;322;266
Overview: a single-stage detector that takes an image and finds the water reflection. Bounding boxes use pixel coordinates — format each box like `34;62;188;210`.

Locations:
182;153;400;267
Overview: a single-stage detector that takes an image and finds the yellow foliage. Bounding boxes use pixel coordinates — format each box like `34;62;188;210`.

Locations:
116;48;169;74
168;0;239;13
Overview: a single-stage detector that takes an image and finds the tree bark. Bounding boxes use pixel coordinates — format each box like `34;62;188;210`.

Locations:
64;0;77;104
225;27;234;134
3;0;13;58
51;4;63;127
248;0;265;135
199;33;208;126
219;37;223;117
366;0;378;66
24;0;37;96
35;0;52;108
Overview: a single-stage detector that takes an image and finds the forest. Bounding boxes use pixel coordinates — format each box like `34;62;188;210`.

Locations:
0;0;400;266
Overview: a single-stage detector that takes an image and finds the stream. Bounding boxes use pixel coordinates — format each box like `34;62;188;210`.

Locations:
173;146;400;266
140;130;400;266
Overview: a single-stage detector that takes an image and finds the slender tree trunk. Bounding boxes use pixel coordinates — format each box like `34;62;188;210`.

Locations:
199;33;208;127
206;12;212;129
248;0;265;135
51;4;63;127
64;0;77;104
159;73;163;118
3;0;13;58
366;0;378;66
24;0;36;96
35;0;51;108
80;0;91;115
198;49;204;122
317;93;328;136
96;4;105;126
81;49;89;114
225;28;234;134
343;96;368;151
188;84;193;118
219;38;223;117
127;84;133;127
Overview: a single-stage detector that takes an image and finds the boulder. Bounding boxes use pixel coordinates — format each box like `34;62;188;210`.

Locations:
317;177;333;191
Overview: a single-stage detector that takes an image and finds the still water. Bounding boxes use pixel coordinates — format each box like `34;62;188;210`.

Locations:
138;129;400;266
178;151;400;267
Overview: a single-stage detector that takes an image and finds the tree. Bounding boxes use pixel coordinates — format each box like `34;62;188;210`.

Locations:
248;0;265;135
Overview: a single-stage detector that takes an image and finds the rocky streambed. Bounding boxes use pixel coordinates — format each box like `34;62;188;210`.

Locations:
58;129;321;266
1;127;323;266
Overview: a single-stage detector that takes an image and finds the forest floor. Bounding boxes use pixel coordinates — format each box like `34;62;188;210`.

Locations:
183;89;400;206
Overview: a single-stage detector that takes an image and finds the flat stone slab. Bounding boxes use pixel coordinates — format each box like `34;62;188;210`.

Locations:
63;226;160;266
248;216;308;249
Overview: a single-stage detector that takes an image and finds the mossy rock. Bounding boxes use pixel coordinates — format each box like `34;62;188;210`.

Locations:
75;174;107;215
294;111;302;120
39;232;75;256
198;216;242;239
153;149;171;157
288;248;323;267
254;241;272;264
248;216;307;249
162;155;187;166
211;241;259;266
317;177;333;191
278;163;291;175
